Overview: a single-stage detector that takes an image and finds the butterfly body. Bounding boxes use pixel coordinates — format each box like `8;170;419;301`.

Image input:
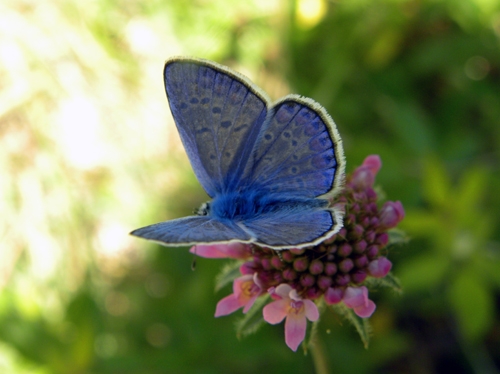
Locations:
131;57;345;250
206;190;329;221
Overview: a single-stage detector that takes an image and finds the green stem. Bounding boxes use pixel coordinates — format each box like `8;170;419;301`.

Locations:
310;336;330;374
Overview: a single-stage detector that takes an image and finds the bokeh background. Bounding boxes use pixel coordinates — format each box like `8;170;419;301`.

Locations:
1;0;499;373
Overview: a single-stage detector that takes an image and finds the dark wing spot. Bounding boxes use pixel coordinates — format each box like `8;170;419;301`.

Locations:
200;98;210;104
264;134;272;140
180;102;188;109
190;97;199;104
221;121;232;128
212;107;222;113
234;124;248;132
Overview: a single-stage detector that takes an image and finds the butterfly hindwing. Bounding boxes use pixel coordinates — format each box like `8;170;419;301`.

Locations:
130;216;253;246
242;207;342;248
164;58;270;197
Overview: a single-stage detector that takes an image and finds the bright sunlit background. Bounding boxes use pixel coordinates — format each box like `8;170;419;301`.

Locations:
1;0;499;373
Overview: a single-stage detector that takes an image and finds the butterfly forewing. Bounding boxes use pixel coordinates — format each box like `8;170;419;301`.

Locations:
164;58;269;196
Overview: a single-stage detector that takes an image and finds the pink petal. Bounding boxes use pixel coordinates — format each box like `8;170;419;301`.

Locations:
189;243;250;259
284;314;307;351
263;299;289;324
267;286;282;300
343;286;369;309
353;299;376;318
343;287;377;318
232;275;253;296
242;293;260;314
240;261;257;275
190;244;229;258
303;299;319;321
324;287;344;305
362;155;382;175
215;294;245;317
351;166;375;190
275;284;294;299
367;257;392;278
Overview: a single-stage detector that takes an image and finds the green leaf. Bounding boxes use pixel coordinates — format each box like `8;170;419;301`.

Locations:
328;303;372;348
476;247;500;289
214;261;244;292
387;228;410;246
234;294;270;339
397;253;450;292
455;165;489;217
364;272;402;294
447;269;494;342
421;157;451;209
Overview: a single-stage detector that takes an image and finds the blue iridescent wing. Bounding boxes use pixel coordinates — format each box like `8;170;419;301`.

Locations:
243;208;342;249
242;96;345;198
164;57;271;197
130;216;253;246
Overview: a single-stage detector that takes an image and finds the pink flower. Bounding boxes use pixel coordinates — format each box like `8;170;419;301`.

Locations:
263;284;319;351
379;201;405;230
367;257;392;278
189;243;251;259
342;286;376;318
215;274;264;317
351;155;382;190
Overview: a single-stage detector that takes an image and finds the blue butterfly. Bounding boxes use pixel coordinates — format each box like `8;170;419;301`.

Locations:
131;57;345;250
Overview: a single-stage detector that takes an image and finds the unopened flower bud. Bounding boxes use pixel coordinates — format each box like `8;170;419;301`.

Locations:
368;257;392;278
293;257;309;272
339;258;354;273
283;268;297;281
338;243;352;257
351;270;367;284
325;262;338;276
309;260;324;275
300;274;316;287
379;201;405;230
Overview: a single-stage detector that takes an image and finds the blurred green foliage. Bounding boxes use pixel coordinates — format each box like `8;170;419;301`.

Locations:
0;0;499;373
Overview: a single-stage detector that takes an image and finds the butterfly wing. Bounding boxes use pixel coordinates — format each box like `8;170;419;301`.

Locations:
164;57;271;197
242;208;342;249
130;216;253;246
242;95;345;199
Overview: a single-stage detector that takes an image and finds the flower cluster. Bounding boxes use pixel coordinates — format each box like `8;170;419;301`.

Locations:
191;155;405;351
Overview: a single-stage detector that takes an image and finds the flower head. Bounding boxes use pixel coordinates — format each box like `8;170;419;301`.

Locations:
209;155;405;351
263;284;319;351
